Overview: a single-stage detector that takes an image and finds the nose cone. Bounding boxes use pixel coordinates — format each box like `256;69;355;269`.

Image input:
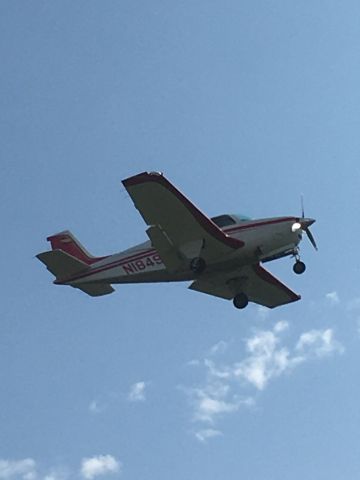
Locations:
300;218;315;228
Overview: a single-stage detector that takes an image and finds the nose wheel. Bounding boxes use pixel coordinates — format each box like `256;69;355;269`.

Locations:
291;247;306;275
293;260;306;274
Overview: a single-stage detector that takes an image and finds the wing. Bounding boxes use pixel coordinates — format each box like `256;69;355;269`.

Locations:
189;264;300;308
122;172;244;271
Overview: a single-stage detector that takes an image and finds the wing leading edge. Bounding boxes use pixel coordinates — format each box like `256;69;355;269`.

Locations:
190;264;300;308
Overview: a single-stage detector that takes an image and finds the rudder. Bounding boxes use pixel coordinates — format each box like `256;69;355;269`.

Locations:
47;230;106;265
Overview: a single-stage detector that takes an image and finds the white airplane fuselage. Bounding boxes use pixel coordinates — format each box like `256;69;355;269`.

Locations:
56;216;303;288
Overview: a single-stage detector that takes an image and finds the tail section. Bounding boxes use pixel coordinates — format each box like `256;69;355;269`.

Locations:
37;250;114;297
47;230;107;265
37;250;89;280
37;232;114;297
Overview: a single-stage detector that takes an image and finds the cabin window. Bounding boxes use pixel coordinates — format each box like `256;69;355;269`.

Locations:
211;215;236;228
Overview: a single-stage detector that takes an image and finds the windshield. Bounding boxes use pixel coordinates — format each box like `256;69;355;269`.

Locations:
234;214;252;222
211;215;236;228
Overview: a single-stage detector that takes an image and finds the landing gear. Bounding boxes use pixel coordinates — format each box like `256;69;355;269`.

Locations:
293;260;306;275
233;293;249;309
190;257;206;274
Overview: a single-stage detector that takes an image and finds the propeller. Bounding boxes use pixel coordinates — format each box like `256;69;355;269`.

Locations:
305;225;318;251
292;197;318;251
301;194;305;219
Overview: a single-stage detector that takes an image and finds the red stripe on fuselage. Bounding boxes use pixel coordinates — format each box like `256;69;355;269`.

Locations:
56;248;157;284
58;217;296;284
224;217;296;234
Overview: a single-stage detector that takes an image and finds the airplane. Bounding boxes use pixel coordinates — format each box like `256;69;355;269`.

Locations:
37;171;317;310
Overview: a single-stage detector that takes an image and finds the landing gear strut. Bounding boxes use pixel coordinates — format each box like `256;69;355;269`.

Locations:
233;293;249;309
292;247;306;275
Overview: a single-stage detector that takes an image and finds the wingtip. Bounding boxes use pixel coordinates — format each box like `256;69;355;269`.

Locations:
122;171;164;188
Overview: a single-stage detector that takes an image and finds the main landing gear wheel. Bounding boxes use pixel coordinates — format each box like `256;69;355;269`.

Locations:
293;260;306;275
190;257;206;274
233;293;249;309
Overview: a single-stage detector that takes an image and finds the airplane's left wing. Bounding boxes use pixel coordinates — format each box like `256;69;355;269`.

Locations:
189;264;300;308
122;172;244;271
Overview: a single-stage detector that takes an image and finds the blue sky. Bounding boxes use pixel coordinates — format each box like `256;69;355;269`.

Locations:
1;1;360;479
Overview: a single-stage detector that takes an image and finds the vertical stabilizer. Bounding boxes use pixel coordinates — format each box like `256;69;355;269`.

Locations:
47;231;107;265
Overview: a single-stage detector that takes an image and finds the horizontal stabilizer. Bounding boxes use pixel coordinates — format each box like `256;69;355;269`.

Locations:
37;249;89;280
73;283;115;297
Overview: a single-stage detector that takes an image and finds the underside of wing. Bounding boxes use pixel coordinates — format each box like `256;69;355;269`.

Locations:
122;172;244;271
244;265;300;308
189;276;234;300
189;264;300;309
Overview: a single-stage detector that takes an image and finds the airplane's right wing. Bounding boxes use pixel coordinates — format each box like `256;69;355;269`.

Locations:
122;172;244;272
189;264;300;308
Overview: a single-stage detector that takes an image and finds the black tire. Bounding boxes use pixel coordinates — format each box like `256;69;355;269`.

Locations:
190;257;206;274
233;293;249;309
293;261;306;275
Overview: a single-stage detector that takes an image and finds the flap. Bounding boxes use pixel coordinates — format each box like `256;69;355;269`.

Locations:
146;225;183;272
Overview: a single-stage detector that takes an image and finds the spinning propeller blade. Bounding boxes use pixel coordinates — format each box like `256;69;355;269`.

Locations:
304;227;318;251
301;194;305;219
298;197;318;251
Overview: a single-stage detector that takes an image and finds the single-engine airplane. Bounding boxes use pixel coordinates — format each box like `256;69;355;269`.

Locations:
37;171;317;310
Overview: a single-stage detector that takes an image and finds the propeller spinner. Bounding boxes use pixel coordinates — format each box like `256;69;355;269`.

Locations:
292;197;318;251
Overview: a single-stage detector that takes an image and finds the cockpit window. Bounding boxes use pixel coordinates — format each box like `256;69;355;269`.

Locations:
235;214;252;222
211;214;236;228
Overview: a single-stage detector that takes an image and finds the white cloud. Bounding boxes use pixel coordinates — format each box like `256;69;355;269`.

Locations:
296;329;344;357
193;387;242;423
204;359;230;379
186;374;254;428
233;324;302;390
273;320;289;333
43;468;68;480
128;381;147;402
0;459;37;480
195;429;222;442
209;340;228;355
256;305;270;320
187;359;200;367
185;322;344;440
0;457;121;480
88;400;107;414
326;291;340;305
80;456;121;480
